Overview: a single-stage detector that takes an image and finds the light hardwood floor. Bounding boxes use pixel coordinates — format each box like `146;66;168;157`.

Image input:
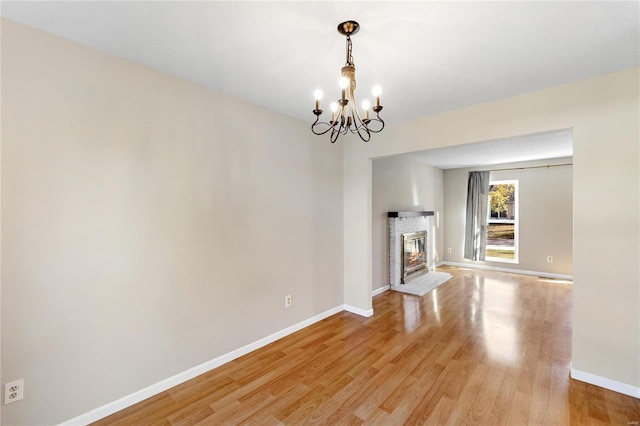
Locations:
93;266;640;425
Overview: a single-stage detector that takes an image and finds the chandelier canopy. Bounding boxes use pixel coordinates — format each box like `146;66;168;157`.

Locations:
312;21;384;143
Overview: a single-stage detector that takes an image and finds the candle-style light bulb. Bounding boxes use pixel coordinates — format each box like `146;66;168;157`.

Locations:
330;102;339;122
372;86;382;107
314;89;323;110
361;100;371;120
339;77;349;102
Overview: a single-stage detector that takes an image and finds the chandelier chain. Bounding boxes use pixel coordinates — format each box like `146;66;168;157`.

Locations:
346;35;353;66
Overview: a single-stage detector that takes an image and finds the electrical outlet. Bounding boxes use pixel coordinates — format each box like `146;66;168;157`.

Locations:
285;295;292;308
547;256;553;263
4;379;24;404
447;248;452;254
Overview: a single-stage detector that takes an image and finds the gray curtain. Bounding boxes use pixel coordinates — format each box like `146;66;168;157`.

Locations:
464;171;491;261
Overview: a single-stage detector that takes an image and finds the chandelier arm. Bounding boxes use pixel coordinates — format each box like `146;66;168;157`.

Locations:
356;125;372;142
354;102;385;134
340;105;351;135
350;94;367;128
330;126;340;143
311;117;339;136
360;118;384;134
343;90;372;142
367;113;385;133
347;108;360;134
341;116;351;135
336;120;342;135
349;107;372;142
326;107;348;143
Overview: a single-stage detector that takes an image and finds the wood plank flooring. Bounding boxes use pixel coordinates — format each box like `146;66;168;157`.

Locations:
93;266;640;425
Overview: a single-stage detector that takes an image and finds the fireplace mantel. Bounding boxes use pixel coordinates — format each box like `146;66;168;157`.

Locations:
387;211;434;218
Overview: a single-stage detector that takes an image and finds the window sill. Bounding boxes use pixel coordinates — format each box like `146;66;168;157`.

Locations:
485;257;519;264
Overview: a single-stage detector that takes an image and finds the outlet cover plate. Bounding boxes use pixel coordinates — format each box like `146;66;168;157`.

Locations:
4;379;24;404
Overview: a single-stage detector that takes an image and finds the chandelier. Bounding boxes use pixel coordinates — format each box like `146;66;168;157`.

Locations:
312;21;384;143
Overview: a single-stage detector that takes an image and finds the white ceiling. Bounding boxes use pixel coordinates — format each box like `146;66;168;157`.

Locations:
1;1;637;167
406;129;573;169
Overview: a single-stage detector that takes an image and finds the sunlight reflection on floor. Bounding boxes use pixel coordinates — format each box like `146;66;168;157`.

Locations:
478;277;520;367
402;295;422;332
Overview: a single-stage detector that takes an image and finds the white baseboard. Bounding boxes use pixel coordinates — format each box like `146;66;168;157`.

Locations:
343;304;374;317
60;305;346;425
441;261;573;281
571;368;640;399
372;285;390;297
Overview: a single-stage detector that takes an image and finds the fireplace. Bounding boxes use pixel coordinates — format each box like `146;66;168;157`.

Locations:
402;231;428;283
388;211;434;287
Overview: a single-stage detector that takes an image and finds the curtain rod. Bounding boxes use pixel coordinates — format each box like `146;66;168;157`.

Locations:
490;162;572;172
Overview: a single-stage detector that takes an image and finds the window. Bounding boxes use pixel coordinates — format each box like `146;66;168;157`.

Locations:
486;180;518;263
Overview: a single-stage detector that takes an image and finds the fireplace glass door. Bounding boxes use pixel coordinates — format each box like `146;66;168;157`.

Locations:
401;231;427;283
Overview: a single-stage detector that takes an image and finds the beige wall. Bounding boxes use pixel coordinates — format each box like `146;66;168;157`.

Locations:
1;20;344;425
443;157;573;276
343;68;639;390
372;157;444;291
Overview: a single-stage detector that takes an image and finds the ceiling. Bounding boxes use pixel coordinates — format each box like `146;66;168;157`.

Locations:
1;1;638;167
406;129;573;169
